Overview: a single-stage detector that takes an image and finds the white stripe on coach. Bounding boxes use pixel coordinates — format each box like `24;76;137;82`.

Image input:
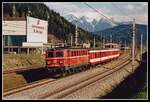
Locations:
89;49;120;53
90;54;120;63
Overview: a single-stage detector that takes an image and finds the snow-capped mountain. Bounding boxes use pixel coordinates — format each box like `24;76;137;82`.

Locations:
77;16;94;32
94;18;115;32
65;14;94;32
64;14;116;32
64;14;78;22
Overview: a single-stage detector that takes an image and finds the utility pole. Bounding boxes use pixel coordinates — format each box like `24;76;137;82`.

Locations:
141;33;143;61
13;3;16;17
93;36;95;49
71;35;73;47
75;22;78;47
28;8;31;16
110;34;112;48
103;35;105;48
132;18;135;71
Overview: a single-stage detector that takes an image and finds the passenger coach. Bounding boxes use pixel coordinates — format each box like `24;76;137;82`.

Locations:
89;49;120;65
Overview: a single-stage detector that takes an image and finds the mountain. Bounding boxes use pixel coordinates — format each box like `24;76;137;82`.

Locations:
118;21;133;25
77;16;94;32
94;18;115;32
64;14;78;22
93;24;147;46
65;15;94;32
65;14;116;32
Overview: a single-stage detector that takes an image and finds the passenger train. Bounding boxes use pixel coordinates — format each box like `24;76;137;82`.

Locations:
45;48;120;76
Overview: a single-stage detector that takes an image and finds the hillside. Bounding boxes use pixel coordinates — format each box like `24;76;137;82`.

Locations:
93;24;147;47
3;3;93;44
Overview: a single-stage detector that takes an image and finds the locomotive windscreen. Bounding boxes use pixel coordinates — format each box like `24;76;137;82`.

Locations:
48;52;53;57
56;51;63;57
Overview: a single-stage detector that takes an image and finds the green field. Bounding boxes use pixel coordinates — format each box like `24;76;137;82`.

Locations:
132;85;147;99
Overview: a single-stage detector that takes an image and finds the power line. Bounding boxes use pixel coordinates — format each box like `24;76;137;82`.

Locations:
111;3;128;16
84;2;117;26
111;2;132;22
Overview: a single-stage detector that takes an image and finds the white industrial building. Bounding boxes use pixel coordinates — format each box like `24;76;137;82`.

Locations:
3;16;49;54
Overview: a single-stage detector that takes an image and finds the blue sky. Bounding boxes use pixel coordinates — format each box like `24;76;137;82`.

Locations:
44;2;148;25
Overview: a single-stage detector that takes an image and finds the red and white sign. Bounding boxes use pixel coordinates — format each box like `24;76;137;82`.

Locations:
27;16;48;43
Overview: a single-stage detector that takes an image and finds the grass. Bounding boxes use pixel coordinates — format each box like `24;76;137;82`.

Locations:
3;53;46;91
3;53;45;70
132;85;148;99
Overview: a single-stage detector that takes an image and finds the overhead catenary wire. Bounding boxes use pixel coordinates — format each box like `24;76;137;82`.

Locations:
84;2;117;26
111;2;130;21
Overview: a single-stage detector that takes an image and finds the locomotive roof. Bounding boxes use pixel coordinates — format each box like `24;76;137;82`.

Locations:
89;48;120;53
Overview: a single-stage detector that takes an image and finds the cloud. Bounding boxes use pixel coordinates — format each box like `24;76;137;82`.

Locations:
124;4;134;10
44;2;148;25
44;2;80;15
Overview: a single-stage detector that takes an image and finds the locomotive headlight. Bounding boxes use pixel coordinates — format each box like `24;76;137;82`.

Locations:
59;60;63;64
47;61;50;64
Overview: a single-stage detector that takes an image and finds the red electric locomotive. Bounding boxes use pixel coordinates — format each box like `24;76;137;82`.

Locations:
46;49;89;75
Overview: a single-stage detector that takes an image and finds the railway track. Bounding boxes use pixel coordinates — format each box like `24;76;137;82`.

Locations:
39;51;138;99
3;78;55;97
3;51;137;99
40;54;133;99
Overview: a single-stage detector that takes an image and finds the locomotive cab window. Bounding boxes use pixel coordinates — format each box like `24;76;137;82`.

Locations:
48;52;53;57
56;51;63;57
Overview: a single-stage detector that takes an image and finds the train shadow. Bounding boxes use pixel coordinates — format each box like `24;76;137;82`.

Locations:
16;68;58;83
99;52;147;99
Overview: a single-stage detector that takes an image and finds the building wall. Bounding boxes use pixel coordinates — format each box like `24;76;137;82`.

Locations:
3;35;26;46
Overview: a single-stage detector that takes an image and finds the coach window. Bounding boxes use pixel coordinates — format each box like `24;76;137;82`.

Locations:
71;51;73;56
79;51;80;56
74;51;76;56
73;51;75;56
